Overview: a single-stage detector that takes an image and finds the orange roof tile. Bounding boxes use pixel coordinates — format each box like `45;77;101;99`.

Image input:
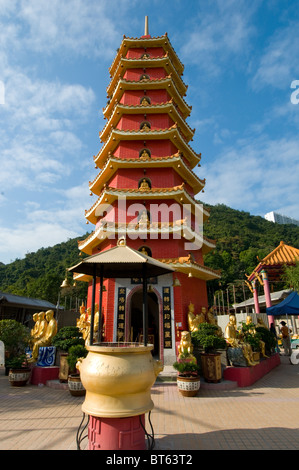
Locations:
261;241;299;266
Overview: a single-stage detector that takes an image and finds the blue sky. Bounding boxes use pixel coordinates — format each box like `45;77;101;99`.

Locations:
0;0;298;264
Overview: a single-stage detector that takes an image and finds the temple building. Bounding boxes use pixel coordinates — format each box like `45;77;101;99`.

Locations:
74;21;220;364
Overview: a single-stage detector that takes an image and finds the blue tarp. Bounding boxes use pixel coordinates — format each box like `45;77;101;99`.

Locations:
266;291;299;316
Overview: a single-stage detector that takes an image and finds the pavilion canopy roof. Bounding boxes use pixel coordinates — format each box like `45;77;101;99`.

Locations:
68;241;174;279
247;241;299;282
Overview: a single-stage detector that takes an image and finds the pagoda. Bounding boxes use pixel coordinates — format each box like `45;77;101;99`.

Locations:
75;18;220;364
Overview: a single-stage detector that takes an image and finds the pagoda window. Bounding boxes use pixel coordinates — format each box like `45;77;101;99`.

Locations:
138;246;152;257
140;96;151;106
140;121;151;131
139;148;151;159
138;177;152;190
139;73;150;81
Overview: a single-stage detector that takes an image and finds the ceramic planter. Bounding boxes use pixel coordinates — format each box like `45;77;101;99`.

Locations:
9;367;31;387
68;373;86;396
176;375;200;397
200;352;222;383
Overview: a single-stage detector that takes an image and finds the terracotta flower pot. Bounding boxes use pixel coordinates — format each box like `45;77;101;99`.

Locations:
176;375;200;397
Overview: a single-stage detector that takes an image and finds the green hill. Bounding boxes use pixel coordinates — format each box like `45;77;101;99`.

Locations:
0;204;298;306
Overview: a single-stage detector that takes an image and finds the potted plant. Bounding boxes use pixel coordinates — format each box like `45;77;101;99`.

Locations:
6;354;31;386
67;344;87;396
191;323;227;383
173;359;200;397
0;319;31;384
52;326;85;382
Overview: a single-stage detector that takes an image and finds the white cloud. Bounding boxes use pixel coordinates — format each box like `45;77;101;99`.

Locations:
180;0;257;75
200;136;299;219
252;21;299;90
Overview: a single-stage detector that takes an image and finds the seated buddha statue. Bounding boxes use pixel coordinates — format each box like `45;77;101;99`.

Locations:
225;315;258;366
207;307;223;337
30;310;57;362
139;178;150;191
245;315;268;358
31;311;48;345
187;302;202;332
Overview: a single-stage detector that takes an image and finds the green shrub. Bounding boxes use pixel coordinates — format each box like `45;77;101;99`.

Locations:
52;326;85;351
67;344;88;371
0;320;30;359
191;323;227;353
173;360;200;376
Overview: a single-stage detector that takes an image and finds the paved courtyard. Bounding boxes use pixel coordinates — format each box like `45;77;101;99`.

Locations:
0;355;298;451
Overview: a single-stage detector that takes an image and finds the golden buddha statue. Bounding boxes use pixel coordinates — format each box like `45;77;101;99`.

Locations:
178;331;196;361
187;302;205;332
207;307;223;336
30;310;57;362
140;149;150;159
77;302;87;334
83;307;91;344
245;315;268;358
225;315;258;366
256;317;268;329
138;209;150;228
141;97;150;106
31;311;48;344
139;178;150;190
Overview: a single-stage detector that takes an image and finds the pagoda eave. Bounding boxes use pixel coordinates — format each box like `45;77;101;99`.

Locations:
109;34;184;78
104;77;191;120
100;101;195;142
95;127;200;169
89;154;205;196
107;56;187;97
78;223;216;256
158;258;221;281
85;187;210;225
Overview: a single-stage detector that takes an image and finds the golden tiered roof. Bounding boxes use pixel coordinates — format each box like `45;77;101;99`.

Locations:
107;55;188;97
103;76;191;120
85;183;210;225
89;153;205;196
100;100;195;143
109;34;184;78
78;220;217;256
94;125;200;169
247;241;299;282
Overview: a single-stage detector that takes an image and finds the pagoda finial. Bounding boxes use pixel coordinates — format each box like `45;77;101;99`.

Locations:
144;16;149;36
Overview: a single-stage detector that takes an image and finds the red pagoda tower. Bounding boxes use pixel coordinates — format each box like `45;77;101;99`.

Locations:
75;20;220;364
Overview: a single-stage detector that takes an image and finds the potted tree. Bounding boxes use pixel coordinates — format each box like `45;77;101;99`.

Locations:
173;330;200;396
173;359;200;396
67;344;87;396
0;319;31;386
51;326;85;382
191;323;227;383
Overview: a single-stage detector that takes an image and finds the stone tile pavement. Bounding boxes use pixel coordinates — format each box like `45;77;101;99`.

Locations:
0;355;298;451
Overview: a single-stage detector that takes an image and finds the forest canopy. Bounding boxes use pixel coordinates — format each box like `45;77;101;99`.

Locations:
0;204;298;306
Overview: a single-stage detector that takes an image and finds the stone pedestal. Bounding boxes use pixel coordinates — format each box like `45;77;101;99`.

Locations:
30;366;59;385
88;414;146;450
223;353;280;387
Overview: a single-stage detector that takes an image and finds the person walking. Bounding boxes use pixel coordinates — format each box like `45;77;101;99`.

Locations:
279;321;292;356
